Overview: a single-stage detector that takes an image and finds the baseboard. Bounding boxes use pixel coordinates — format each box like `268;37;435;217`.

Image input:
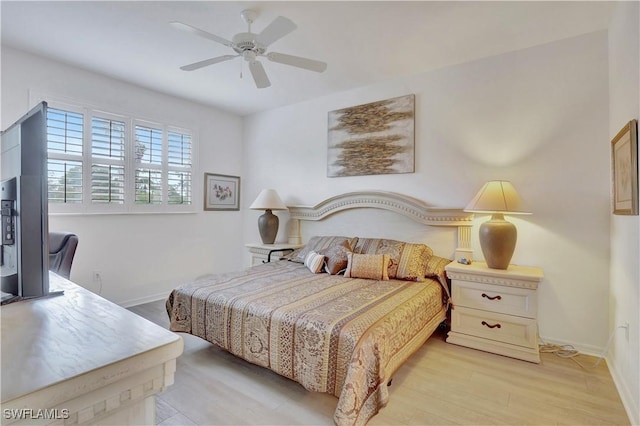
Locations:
606;354;640;426
119;292;169;308
538;334;604;357
540;334;638;424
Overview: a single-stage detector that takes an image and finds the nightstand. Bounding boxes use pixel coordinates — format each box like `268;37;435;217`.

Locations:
245;243;303;266
445;261;544;363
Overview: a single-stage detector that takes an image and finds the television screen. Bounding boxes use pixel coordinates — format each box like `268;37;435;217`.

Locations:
1;102;49;302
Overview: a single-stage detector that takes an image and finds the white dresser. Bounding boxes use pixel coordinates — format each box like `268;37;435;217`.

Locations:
1;273;183;425
445;261;544;363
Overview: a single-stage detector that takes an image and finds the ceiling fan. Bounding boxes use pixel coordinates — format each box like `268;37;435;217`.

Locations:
170;9;327;89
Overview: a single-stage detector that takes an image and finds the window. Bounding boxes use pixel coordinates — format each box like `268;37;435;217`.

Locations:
47;108;84;204
48;159;83;204
135;125;163;205
91;116;125;204
167;131;192;205
45;102;195;213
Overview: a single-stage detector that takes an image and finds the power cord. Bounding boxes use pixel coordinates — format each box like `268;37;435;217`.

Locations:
539;325;628;369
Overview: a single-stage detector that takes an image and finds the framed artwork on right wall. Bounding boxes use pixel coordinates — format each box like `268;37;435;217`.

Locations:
611;119;638;215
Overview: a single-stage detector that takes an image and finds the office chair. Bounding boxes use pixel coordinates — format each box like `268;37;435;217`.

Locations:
49;232;78;280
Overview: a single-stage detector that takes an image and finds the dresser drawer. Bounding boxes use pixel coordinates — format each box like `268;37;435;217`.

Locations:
451;279;537;318
451;306;538;349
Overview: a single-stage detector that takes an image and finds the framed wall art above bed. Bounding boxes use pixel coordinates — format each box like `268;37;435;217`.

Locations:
327;95;415;177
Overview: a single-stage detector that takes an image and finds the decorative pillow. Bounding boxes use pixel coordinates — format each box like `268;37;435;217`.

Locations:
283;247;303;263
317;240;353;275
344;253;390;281
425;255;452;286
292;236;358;263
304;251;326;274
353;238;433;281
424;255;453;304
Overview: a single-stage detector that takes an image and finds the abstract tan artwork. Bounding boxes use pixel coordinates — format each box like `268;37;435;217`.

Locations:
611;119;638;215
327;95;415;177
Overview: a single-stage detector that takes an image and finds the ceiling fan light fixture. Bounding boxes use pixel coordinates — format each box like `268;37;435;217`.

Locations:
171;9;327;89
232;33;265;55
243;50;257;61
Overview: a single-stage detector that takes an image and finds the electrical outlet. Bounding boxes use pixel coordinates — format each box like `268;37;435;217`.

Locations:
92;271;102;282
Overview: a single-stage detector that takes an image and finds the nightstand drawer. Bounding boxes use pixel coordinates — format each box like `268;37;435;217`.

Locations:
451;280;537;318
451;306;538;349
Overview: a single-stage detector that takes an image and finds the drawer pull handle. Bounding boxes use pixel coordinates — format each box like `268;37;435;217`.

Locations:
481;321;501;329
482;293;502;301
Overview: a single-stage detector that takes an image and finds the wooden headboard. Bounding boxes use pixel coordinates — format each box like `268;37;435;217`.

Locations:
286;191;473;260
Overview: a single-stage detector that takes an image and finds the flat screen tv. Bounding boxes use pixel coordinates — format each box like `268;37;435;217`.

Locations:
1;102;49;302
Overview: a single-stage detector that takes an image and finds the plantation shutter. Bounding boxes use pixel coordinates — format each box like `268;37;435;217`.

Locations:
167;131;192;205
46;108;84;203
91;116;125;204
135;125;163;204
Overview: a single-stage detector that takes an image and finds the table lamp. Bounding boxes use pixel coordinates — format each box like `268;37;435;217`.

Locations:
249;189;288;244
464;181;530;269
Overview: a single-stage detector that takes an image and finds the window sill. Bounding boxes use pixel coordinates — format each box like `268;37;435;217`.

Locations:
48;210;199;216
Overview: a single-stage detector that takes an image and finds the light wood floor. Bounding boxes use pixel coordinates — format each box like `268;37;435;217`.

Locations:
129;300;630;426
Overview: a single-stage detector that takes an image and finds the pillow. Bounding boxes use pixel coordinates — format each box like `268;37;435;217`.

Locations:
395;243;433;281
353;238;433;281
292;236;359;263
425;255;453;304
425;255;452;286
317;240;352;275
282;247;303;263
344;253;390;281
304;251;326;274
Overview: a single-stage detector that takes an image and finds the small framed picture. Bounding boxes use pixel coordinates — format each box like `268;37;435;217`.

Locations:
611;119;638;215
204;173;240;211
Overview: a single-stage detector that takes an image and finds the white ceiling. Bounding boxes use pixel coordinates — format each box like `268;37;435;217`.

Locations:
1;1;614;116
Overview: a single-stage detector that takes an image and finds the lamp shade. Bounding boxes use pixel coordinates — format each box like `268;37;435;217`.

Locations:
465;181;529;269
249;189;287;211
464;181;530;214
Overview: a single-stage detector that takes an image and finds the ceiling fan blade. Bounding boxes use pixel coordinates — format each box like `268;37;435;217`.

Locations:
170;21;233;47
266;52;327;73
248;60;271;88
257;16;297;46
180;55;237;71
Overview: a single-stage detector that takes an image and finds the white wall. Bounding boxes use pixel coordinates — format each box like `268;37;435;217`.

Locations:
2;17;635;422
608;2;640;424
1;47;245;306
243;31;611;353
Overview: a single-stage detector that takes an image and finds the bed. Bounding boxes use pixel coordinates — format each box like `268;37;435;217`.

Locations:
166;192;473;425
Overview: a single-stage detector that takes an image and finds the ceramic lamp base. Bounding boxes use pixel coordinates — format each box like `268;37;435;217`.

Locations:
258;209;279;244
479;213;517;269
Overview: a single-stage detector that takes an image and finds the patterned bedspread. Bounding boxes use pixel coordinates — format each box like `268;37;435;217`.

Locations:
166;260;446;425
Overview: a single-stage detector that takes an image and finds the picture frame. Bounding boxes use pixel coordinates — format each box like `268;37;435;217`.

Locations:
204;173;240;211
611;119;638;215
327;94;415;177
